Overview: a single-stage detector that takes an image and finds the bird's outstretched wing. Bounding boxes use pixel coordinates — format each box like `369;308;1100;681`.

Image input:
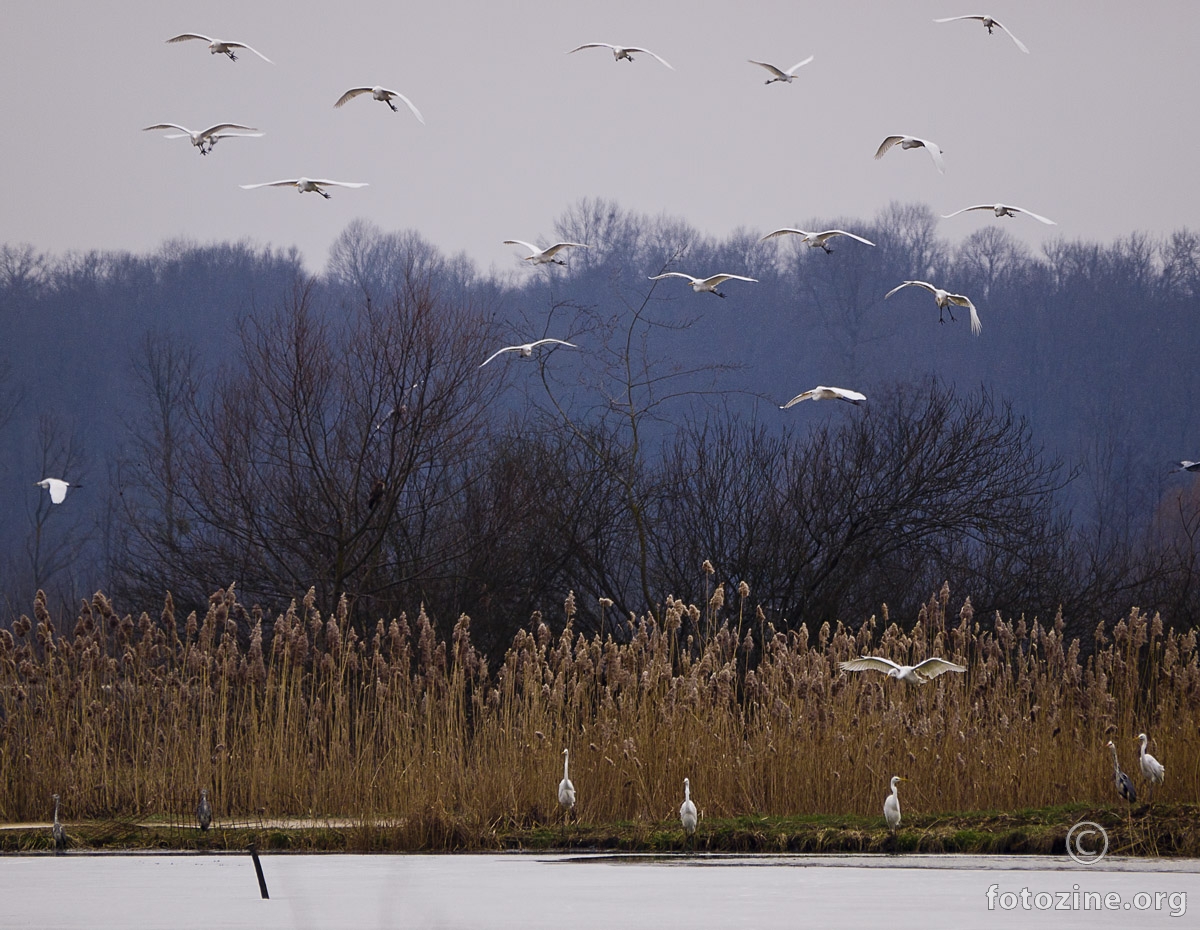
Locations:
308;180;369;189
166;33;214;44
785;55;815;74
946;293;982;335
1006;205;1055;225
625;47;674;69
992;21;1029;54
912;657;967;679
541;242;588;257
838;656;903;675
202;123;258;135
527;338;577;350
240;179;301;190
479;346;520;368
822;230;876;246
568;43;617;53
748;60;787;80
335;88;374;107
884;280;935;300
648;272;698;283
142;123;191;134
874;135;905;159
224;41;273;63
703;274;758;286
503;239;541;254
386;90;425;123
760;228;808;241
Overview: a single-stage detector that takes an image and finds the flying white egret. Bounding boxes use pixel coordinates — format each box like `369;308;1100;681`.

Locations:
680;778;698;836
503;240;588;266
1106;740;1137;803
479;338;577;368
648;272;758;298
884;776;905;831
884;280;981;335
941;203;1056;225
839;655;966;685
781;386;866;408
35;478;76;505
747;56;814;84
334;87;424;123
51;794;66;853
165;33;273;63
142;122;261;155
1173;461;1200;473
875;135;945;174
759;228;876;253
197;788;212;831
1136;733;1165;787
933;15;1029;54
568;43;674;69
239;178;368;199
559;748;576;814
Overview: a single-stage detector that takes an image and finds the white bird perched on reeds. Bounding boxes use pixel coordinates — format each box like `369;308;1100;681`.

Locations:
334;87;424;123
239;178;368;199
1107;740;1137;803
568;43;674;70
759;227;876;253
839;655;966;685
197;788;212;831
875;135;945;174
480;338;577;368
884;776;905;831
1136;733;1165;787
35;478;77;505
142;122;261;155
51;794;66;852
933;15;1029;54
781;386;866;408
648;272;758;298
680;778;698;836
747;56;814;84
503;240;588;266
941;203;1056;225
165;33;273;63
559;748;576;814
884;280;981;335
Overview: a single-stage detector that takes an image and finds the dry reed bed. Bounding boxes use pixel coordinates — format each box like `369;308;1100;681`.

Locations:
1;583;1196;836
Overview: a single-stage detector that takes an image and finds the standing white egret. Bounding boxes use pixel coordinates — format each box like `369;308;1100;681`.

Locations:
884;776;906;831
479;338;577;368
884;280;981;335
559;748;576;816
165;33;273;63
503;240;588;266
334;87;424;123
780;386;866;408
839;655;966;685
941;204;1056;225
875;135;945;174
680;778;698;836
51;794;66;853
747;56;814;84
1106;740;1137;803
759;227;875;253
239;178;368;199
35;478;77;505
1136;733;1165;787
933;15;1029;54
647;272;758;298
142;122;261;155
567;43;674;70
197;788;212;831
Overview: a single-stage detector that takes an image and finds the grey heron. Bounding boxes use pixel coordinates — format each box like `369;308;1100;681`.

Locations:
197;788;212;831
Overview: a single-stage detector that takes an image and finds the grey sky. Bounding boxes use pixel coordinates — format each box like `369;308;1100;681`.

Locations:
4;1;1197;274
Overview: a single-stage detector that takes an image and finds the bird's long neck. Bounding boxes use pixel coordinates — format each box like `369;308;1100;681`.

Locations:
53;798;60;825
1109;744;1121;774
563;752;569;779
684;782;691;802
1139;735;1148;757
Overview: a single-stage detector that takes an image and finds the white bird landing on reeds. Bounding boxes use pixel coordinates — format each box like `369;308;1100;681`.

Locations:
875;135;945;174
759;227;875;253
839;655;966;685
680;778;698;836
648;272;758;298
884;280;981;335
942;203;1056;225
36;478;77;505
239;178;368;199
781;386;866;408
1137;733;1165;786
933;15;1029;53
142;122;261;155
884;776;905;831
334;87;424;122
559;748;576;812
165;33;273;63
479;338;577;368
503;240;588;266
568;43;674;69
748;56;814;84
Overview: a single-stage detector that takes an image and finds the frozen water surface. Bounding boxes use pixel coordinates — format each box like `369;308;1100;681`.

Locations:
2;852;1196;929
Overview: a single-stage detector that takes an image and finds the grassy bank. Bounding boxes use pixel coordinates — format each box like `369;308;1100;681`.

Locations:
3;804;1196;857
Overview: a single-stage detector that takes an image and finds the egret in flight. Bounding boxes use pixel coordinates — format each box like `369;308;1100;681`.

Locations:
240;178;368;199
480;338;577;368
747;56;814;84
503;240;588;266
142;122;261;155
933;15;1029;54
759;227;875;253
648;272;758;298
875;135;945;174
839;656;966;685
781;386;866;408
334;87;424;122
884;280;981;335
36;478;77;505
568;43;674;69
941;203;1055;225
166;33;273;63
